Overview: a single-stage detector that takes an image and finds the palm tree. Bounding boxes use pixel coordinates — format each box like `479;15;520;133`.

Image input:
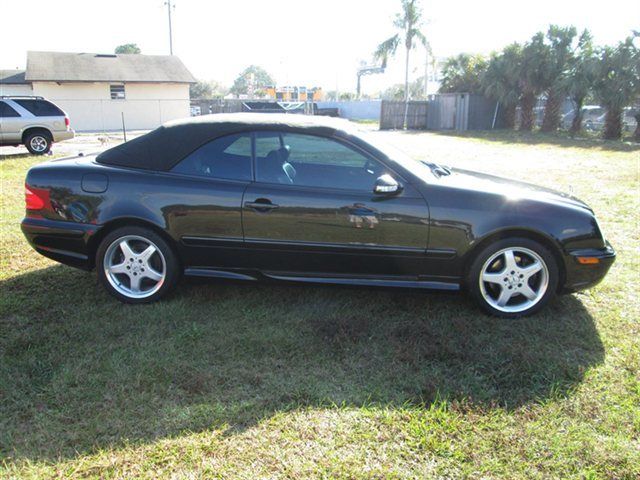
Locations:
438;53;487;94
592;35;640;139
374;0;426;128
482;43;523;129
422;37;434;99
540;25;577;132
518;32;550;131
633;109;640;142
563;30;597;134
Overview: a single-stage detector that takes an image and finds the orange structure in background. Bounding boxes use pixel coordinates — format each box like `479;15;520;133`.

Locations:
264;86;324;102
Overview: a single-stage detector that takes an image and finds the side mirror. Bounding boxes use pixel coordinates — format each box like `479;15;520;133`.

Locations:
373;174;402;195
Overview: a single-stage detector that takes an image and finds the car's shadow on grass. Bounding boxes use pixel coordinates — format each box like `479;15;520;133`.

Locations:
0;265;604;462
0;152;39;161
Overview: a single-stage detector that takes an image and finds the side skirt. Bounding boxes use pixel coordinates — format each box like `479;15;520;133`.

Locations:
183;267;460;291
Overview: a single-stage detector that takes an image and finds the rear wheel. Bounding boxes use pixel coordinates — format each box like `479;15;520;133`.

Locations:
25;131;52;155
96;227;180;303
467;237;559;318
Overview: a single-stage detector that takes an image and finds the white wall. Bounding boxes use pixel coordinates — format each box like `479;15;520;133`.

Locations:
0;84;33;96
31;82;190;131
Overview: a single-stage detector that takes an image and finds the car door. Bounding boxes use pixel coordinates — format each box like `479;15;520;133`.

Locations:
241;131;430;277
164;132;253;269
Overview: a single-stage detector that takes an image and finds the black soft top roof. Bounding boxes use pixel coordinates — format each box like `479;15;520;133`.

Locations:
96;113;358;171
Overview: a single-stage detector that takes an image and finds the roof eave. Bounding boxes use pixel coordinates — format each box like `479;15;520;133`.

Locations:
24;78;196;84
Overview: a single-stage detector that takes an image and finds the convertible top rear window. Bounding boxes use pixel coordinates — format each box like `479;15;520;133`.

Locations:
171;133;252;181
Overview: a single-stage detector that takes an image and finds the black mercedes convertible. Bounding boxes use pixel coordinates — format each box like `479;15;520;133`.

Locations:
21;114;615;317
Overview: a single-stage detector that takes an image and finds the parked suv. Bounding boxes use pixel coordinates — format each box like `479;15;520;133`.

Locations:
0;96;74;154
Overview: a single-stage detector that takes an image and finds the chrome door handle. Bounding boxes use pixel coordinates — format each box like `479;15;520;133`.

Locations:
245;200;279;211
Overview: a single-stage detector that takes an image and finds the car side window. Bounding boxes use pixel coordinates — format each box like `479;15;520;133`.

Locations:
171;133;252;181
0;101;20;118
13;99;64;117
255;132;387;191
255;132;281;157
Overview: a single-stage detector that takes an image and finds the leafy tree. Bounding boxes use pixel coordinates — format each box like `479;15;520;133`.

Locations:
230;66;275;96
482;44;522;129
190;81;212;99
540;25;577;132
563;30;598;134
374;0;427;127
115;43;141;54
439;53;487;94
382;80;424;100
592;34;640;139
190;80;227;99
339;92;357;101
324;90;339;101
518;32;550;131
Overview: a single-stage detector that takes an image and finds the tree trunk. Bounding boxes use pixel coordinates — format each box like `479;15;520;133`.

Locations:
569;97;585;135
603;108;622;140
503;103;517;129
541;89;562;132
519;92;536;131
403;44;410;129
633;113;640;142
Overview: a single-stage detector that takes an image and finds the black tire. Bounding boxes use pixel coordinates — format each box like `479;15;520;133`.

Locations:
24;131;52;155
466;237;559;318
96;226;180;304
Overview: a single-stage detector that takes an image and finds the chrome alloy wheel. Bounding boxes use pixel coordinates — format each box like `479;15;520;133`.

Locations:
103;235;166;299
478;247;549;314
30;135;48;152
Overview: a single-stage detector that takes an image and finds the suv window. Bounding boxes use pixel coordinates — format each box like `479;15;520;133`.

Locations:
255;132;386;191
0;101;20;117
171;133;252;181
13;99;64;117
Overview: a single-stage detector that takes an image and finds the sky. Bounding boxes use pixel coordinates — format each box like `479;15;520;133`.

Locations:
0;0;638;95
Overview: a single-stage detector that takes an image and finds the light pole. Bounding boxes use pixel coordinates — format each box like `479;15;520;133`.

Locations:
165;0;174;55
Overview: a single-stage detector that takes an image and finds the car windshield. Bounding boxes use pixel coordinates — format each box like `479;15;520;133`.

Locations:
354;130;445;180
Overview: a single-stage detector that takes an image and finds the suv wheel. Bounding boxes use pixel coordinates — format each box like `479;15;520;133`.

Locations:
25;131;52;155
467;237;559;318
96;227;180;304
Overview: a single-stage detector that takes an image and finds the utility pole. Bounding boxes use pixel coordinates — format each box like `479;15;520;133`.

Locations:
424;46;428;98
165;0;174;55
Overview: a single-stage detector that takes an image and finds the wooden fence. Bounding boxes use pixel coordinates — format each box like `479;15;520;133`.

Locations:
380;101;428;130
381;95;499;131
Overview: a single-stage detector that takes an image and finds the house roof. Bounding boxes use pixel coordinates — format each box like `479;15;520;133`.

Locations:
25;51;196;83
0;70;27;84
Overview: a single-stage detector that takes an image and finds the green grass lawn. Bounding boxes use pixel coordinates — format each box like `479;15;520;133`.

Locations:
1;132;639;479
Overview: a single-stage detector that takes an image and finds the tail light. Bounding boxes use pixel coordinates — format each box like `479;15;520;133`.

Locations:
25;184;50;211
65;116;70;128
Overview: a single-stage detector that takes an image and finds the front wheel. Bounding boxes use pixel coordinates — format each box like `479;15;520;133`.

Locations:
96;226;180;304
467;238;559;318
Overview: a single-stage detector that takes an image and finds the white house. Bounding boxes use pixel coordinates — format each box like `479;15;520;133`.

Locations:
0;51;196;131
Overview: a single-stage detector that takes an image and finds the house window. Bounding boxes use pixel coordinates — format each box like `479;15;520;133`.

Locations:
110;84;125;100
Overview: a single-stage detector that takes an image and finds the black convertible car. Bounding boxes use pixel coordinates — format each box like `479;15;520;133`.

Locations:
22;114;615;317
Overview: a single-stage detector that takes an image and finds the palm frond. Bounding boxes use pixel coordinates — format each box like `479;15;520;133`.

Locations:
374;35;400;62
